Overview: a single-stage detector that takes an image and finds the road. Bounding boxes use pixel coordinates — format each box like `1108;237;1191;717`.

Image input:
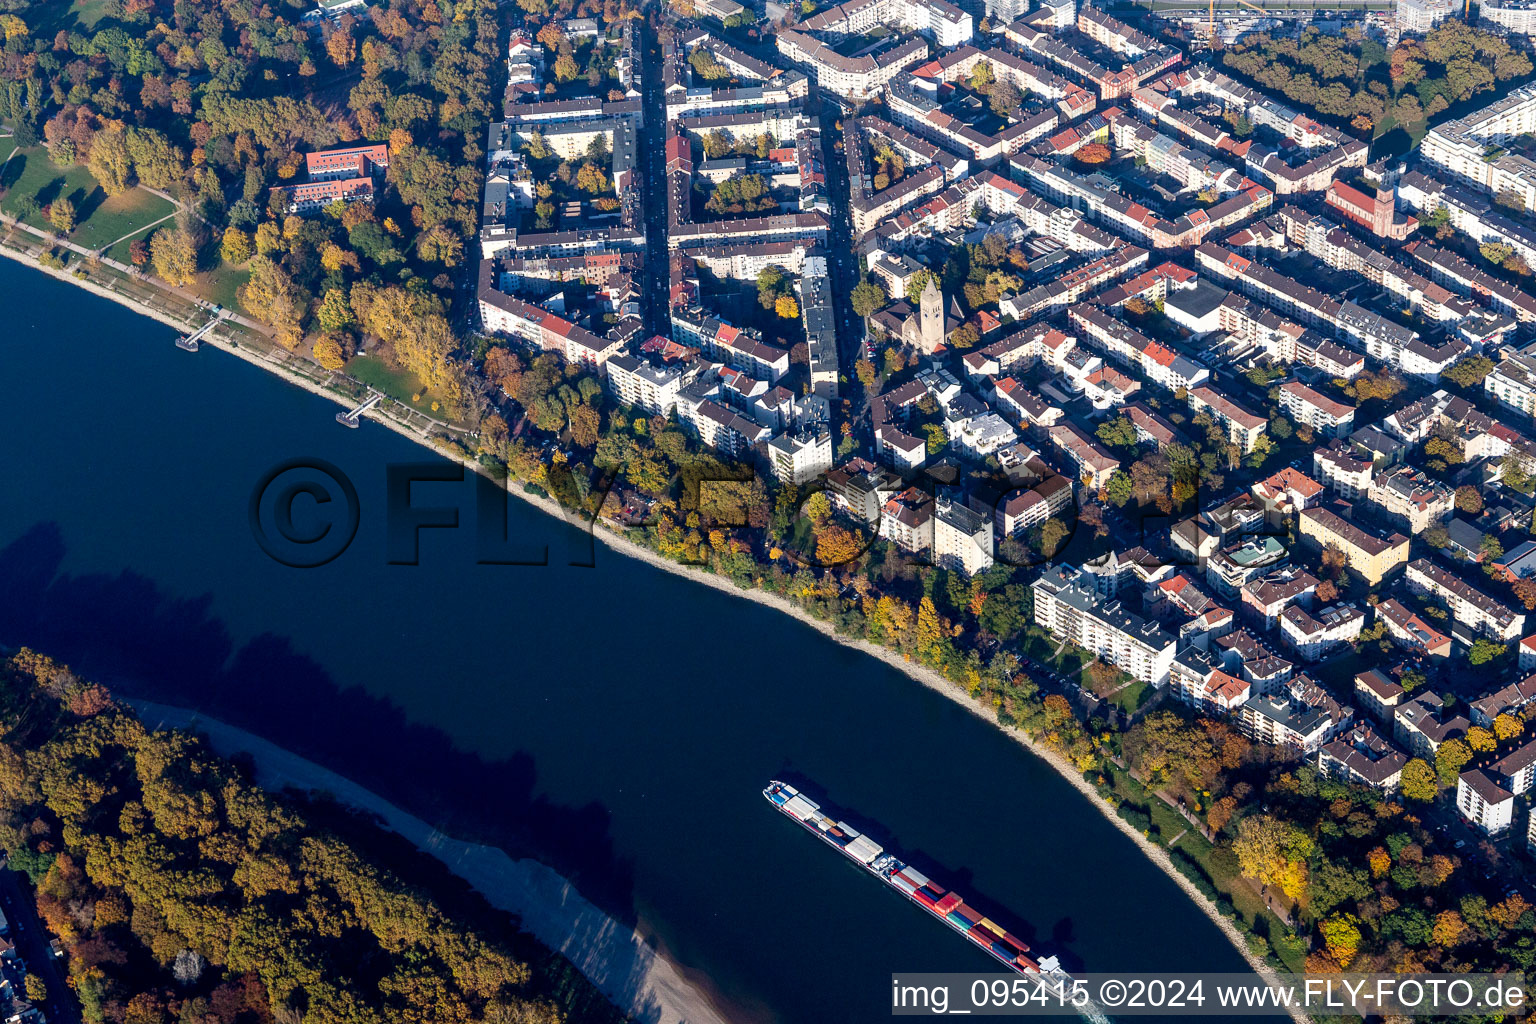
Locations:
815;96;868;427
0;857;78;1024
638;10;671;337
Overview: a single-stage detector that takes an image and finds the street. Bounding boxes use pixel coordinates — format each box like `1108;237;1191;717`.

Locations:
0;857;78;1024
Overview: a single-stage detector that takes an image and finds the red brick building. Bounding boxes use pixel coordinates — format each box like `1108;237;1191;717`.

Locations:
1324;181;1416;241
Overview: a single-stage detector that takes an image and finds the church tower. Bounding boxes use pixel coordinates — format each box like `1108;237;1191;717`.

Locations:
919;276;944;354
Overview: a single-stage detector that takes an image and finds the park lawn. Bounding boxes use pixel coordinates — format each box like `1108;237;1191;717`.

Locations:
70;188;176;251
1106;678;1151;715
0;148;176;247
192;264;250;311
0;137;17;166
347;353;429;405
0;149;103;228
28;0;114;34
104;226;155;266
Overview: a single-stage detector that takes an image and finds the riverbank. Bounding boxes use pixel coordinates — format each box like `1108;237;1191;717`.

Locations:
130;700;733;1024
3;248;1305;1020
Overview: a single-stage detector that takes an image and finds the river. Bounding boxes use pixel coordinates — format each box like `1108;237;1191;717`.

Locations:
0;259;1257;1021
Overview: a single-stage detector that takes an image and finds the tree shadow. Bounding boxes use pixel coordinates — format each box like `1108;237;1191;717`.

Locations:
0;152;25;193
32;175;67;212
73;185;107;226
0;521;641;921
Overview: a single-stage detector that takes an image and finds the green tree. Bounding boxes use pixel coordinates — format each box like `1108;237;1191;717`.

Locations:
1469;638;1506;666
1436;737;1473;785
851;280;885;318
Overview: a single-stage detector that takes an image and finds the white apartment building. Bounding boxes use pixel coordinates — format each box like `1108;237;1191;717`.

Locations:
1312;445;1375;500
1406;558;1526;641
1483;0;1536;34
768;429;834;486
1457;769;1516;835
606;354;697;417
1487;351;1536;418
1278;381;1355;438
1032;565;1178;685
933;499;995;576
1398;0;1458;33
1422;84;1536;212
1367;465;1455;535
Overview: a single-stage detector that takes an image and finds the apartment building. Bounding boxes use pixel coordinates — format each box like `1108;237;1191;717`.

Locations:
1238;675;1353;755
1375;598;1453;658
933;498;995;576
1312;444;1375;500
1457;769;1516;835
606;353;700;416
1048;422;1120;489
1032;565;1179;684
1406;557;1526;640
1317;722;1407;793
1187;386;1267;452
1280;603;1366;661
880;487;935;555
1422;84;1536;213
1367;465;1454;534
1492;737;1536;795
1395;690;1469;757
1487;351;1536;418
1278;381;1355;438
1297;507;1409;586
1354;668;1406;723
768;428;834;486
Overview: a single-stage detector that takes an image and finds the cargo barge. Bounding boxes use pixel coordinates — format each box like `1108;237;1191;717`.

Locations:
763;780;1069;976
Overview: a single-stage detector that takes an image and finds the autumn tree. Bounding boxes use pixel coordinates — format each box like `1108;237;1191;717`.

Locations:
312;336;346;371
1493;713;1524;743
150;224;198;286
48;197;75;234
1435;737;1473;785
220;227;252;264
86;121;134;195
1401;758;1438;801
1234;815;1310;901
1319;915;1362;968
775;294;800;319
240;256;304;349
850;280;885;319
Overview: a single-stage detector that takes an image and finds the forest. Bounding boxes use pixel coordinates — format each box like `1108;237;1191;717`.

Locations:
0;647;599;1024
0;0;504;409
1222;22;1533;137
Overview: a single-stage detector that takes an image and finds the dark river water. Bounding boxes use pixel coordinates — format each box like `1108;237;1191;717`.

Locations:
0;259;1258;1021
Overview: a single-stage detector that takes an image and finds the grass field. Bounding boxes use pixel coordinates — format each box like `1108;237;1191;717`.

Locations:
71;189;177;250
0;148;176;247
29;0;115;35
347;354;427;403
192;264;250;311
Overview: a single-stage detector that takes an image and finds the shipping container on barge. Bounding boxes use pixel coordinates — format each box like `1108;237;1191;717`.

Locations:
763;780;1069;977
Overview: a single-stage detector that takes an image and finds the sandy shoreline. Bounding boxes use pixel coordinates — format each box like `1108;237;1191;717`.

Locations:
5;246;1305;1022
129;701;730;1024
